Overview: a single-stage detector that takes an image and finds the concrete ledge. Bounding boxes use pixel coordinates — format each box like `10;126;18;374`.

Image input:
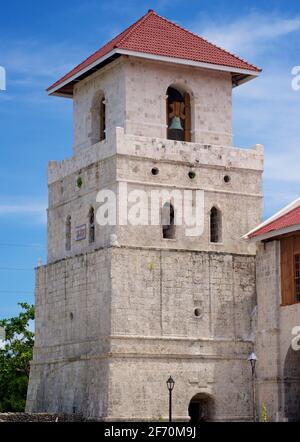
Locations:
48;127;264;184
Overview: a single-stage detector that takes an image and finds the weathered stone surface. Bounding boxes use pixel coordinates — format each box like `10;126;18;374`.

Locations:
27;248;256;421
27;54;264;421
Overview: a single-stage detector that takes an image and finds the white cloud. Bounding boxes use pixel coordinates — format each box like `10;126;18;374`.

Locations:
0;199;47;224
191;11;300;214
0;203;45;215
0;39;90;91
196;12;300;58
263;186;300;219
0;39;85;109
1;40;83;79
233;70;300;185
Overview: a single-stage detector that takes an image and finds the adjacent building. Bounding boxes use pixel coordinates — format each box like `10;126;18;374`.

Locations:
245;199;300;421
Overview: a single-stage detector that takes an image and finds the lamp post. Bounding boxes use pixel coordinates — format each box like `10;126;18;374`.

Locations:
248;352;257;422
166;376;175;422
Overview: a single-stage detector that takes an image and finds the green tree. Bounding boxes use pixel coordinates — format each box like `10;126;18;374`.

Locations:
0;303;35;412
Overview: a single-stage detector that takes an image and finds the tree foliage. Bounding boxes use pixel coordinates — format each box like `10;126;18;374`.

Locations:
0;303;35;412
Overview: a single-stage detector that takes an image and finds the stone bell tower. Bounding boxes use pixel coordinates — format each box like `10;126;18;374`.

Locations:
26;10;264;421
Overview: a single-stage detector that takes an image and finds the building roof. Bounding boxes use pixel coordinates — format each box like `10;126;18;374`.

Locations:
48;9;261;96
244;198;300;241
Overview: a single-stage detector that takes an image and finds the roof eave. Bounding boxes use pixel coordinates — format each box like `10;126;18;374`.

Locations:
245;224;300;242
47;48;261;97
47;49;120;97
243;198;300;240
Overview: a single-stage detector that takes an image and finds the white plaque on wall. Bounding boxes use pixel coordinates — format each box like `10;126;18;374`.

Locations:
75;224;86;241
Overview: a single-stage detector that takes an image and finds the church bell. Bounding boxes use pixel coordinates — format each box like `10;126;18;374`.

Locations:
169;116;184;131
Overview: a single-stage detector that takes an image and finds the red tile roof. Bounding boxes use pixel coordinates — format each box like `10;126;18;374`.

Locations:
248;204;300;239
48;9;261;93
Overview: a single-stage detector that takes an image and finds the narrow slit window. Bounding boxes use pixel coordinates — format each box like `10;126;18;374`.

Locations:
295;254;300;302
210;207;222;243
100;97;106;141
91;92;106;144
162;202;175;239
89;207;95;244
65;215;71;251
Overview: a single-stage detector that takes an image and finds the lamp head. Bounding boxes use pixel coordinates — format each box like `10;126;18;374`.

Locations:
166;376;175;391
248;352;257;370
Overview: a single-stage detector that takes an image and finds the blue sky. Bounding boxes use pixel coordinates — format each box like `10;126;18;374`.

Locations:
0;0;300;318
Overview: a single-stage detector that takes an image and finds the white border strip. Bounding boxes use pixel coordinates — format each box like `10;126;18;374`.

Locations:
48;48;260;95
116;49;260;77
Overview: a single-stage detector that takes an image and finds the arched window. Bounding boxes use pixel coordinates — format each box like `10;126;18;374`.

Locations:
166;86;191;142
91;92;106;144
210;207;222;243
65;215;71;251
284;346;300;421
88;207;95;244
162;202;175;239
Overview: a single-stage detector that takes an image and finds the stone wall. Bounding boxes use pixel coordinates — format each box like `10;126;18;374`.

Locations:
47;127;263;263
73;58;126;153
108;247;256;421
27;246;256;421
255;241;281;421
111;248;256;340
72;56;233;153
123;57;233;146
48;156;117;262
26;249;111;416
28;52;264;421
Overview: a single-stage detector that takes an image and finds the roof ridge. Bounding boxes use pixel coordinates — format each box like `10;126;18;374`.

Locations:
152;11;261;72
116;9;154;48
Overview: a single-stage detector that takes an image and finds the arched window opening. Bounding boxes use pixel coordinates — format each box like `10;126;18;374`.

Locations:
65;215;71;251
210;207;222;243
188;394;215;424
91;92;106;144
284;347;300;421
162;202;175;239
89;207;95;244
166;86;191;142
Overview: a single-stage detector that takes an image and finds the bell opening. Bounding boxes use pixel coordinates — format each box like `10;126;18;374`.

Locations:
167;86;186;142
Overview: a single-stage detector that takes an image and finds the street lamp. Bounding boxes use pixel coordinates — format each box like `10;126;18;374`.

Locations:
248;352;257;422
166;376;175;422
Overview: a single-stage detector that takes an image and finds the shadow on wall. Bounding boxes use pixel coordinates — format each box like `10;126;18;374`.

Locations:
284;346;300;422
